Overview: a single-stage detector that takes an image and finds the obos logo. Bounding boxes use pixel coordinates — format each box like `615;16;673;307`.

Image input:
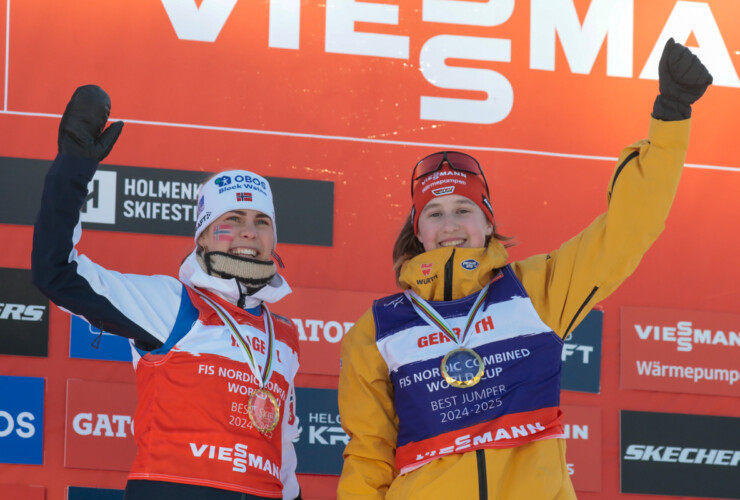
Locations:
214;175;231;186
0;375;44;465
461;259;479;271
80;170;117;224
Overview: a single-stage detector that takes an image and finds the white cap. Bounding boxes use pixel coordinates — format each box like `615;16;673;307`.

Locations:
194;170;277;244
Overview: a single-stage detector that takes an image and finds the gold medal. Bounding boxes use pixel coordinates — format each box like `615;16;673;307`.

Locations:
248;388;280;433
195;290;282;434
405;283;492;389
441;347;484;388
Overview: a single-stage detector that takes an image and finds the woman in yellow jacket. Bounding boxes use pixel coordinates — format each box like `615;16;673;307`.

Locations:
337;39;711;500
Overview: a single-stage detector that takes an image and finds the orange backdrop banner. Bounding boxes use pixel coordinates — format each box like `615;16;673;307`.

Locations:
1;1;739;500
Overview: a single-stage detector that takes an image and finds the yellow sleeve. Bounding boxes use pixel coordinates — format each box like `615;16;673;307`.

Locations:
337;309;398;499
512;117;691;338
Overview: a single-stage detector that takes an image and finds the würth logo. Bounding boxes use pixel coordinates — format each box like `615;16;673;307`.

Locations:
421;263;433;276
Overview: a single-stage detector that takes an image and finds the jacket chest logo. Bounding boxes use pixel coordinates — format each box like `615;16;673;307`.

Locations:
421;263;433;276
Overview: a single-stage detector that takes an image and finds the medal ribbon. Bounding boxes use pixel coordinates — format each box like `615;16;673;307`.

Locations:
195;290;275;388
404;283;490;346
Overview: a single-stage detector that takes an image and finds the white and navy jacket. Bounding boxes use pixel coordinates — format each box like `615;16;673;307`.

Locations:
32;154;301;499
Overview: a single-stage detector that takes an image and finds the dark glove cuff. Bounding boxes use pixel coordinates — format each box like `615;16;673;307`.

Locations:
652;95;691;121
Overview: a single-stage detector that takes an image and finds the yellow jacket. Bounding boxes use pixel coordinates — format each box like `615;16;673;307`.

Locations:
338;118;691;499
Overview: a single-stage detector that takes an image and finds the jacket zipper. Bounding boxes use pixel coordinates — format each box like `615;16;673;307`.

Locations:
447;250;489;498
609;150;639;200
476;449;488;499
444;249;455;301
564;286;599;338
471;154;631;496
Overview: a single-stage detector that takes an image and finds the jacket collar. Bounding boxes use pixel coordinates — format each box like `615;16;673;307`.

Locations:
399;242;508;301
178;250;292;308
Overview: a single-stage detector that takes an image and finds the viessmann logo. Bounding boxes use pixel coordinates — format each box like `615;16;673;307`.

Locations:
188;441;280;479
633;321;739;352
161;0;739;125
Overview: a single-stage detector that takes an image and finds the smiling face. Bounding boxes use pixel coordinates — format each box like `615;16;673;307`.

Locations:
416;195;493;252
197;209;275;261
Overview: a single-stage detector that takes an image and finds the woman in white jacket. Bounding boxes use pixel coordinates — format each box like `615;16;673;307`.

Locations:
32;85;302;500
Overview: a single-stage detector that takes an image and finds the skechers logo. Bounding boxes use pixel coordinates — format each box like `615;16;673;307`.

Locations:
624;444;740;466
0;304;46;322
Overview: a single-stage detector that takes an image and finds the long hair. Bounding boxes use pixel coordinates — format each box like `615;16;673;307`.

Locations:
391;214;514;285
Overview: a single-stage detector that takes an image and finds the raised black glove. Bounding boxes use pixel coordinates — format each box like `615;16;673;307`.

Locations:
58;85;124;161
652;38;713;121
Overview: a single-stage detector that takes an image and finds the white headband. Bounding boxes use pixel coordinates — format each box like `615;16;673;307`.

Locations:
194;170;277;244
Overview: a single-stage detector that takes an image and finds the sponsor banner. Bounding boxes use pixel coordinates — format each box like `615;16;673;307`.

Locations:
561;309;602;394
64;379;138;471
69;315;133;362
0;375;44;465
1;484;45;500
621;306;740;397
278;286;381;376
0;157;333;246
562;405;601;493
67;487;124;500
294;387;347;475
8;1;739;165
621;410;740;499
0;267;49;357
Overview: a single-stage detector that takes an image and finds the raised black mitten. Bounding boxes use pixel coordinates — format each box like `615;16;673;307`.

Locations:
58;85;124;161
652;38;713;121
